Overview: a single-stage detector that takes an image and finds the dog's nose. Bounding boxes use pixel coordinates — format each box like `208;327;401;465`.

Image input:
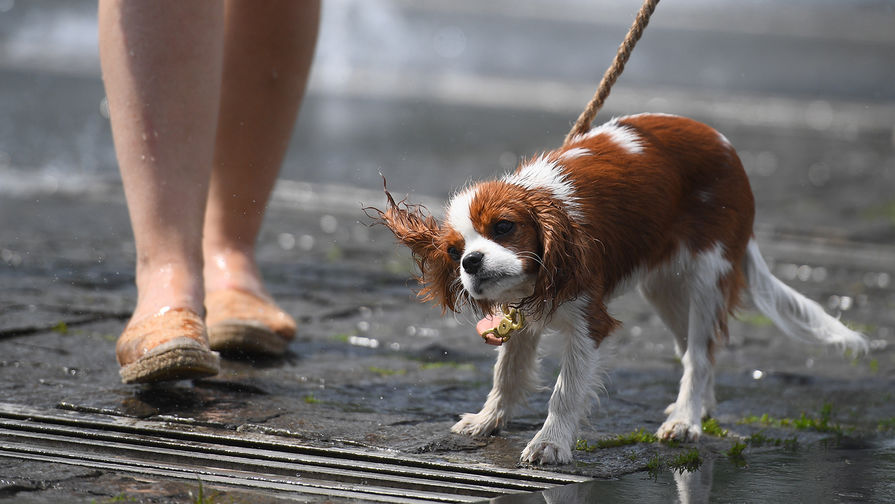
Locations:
462;251;484;274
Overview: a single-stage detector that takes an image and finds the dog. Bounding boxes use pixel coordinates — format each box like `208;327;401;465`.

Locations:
372;113;868;465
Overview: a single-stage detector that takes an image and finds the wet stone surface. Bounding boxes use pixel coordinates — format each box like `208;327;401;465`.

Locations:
1;184;894;502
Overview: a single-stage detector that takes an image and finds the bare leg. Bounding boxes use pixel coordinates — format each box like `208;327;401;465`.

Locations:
99;0;225;323
203;0;320;296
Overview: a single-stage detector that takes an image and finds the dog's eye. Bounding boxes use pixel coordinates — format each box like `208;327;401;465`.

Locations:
493;220;515;237
447;246;462;262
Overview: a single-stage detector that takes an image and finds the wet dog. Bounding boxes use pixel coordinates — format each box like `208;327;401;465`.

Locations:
372;113;867;464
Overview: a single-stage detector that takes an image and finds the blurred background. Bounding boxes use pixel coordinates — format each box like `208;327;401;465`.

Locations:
0;0;893;237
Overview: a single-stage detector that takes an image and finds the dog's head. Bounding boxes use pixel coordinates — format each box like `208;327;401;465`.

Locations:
371;178;586;317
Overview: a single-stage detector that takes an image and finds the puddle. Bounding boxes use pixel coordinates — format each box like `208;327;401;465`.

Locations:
494;442;895;503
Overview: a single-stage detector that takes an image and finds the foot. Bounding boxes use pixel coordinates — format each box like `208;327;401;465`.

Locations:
117;307;219;384
657;418;702;442
521;431;573;465
451;411;504;437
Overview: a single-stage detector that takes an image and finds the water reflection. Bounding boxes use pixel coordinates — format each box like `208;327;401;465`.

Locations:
493;443;895;503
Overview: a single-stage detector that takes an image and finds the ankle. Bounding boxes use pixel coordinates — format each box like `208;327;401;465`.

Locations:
132;261;204;324
203;247;267;297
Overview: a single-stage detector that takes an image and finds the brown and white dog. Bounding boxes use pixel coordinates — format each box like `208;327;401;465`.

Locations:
373;113;867;465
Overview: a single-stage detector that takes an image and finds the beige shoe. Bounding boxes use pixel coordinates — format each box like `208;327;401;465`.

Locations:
205;288;296;356
116;307;220;384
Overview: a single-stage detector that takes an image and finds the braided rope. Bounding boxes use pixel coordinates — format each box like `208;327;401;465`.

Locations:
563;0;660;146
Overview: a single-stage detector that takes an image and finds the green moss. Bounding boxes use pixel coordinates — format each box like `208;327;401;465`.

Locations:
861;200;895;224
646;454;663;480
191;477;221;504
368;366;407;377
877;418;895;431
576;428;659;451
746;430;798;450
330;333;352;343
738;403;843;435
737;311;774;328
419;361;475;372
726;441;748;468
51;321;68;334
702;418;728;437
303;394;321;404
669;448;703;474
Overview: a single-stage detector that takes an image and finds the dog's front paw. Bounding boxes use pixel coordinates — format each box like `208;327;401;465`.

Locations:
451;412;502;437
657;419;701;442
665;401;714;421
520;439;573;465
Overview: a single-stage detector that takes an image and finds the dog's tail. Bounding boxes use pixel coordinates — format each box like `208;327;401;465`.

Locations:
743;238;868;354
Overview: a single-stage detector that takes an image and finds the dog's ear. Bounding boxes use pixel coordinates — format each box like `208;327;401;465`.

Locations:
367;190;463;312
524;195;588;315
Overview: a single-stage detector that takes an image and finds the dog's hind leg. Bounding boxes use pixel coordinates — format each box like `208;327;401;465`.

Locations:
656;245;732;441
452;326;542;437
642;266;718;419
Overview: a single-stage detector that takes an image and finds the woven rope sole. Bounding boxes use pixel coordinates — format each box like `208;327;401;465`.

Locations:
208;323;289;356
119;347;221;384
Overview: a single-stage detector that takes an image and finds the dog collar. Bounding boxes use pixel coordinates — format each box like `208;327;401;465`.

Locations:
480;305;525;344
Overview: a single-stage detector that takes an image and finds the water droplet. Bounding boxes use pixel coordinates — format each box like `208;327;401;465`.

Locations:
298;234;315;251
277;232;296;250
99;97;110;119
839;296;853;311
752;369;764;380
796;265;812;282
320;215;338;234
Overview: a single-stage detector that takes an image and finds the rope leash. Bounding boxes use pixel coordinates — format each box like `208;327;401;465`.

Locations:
563;0;660;146
478;0;660;345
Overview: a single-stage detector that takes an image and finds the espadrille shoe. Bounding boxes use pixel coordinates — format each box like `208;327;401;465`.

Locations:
205;288;296;356
116;307;220;384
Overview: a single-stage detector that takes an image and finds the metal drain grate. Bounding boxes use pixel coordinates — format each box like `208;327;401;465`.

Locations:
0;403;586;503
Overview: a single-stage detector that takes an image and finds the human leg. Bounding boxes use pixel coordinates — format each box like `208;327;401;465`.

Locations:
99;0;225;322
99;0;225;381
202;0;320;296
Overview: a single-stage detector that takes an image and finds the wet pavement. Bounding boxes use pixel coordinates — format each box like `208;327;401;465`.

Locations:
2;0;895;502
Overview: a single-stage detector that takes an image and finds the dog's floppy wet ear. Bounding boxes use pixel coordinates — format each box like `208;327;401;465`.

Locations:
366;186;462;312
524;196;588;315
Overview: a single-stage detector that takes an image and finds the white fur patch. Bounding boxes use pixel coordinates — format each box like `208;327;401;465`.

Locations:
446;187;477;237
582;121;644;155
503;155;581;218
558;147;591;161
